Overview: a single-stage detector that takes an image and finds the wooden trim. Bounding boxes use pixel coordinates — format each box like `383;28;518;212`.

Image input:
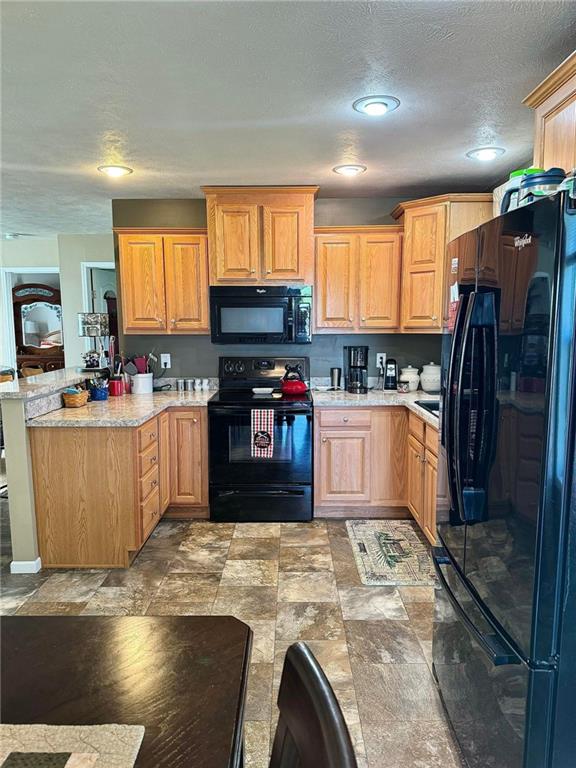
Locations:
314;225;402;235
391;193;493;220
523;51;576;107
202;185;319;196
113;227;207;235
163;505;210;519
315;506;411;518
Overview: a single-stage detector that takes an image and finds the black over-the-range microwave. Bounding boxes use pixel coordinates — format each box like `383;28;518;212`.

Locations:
209;286;312;344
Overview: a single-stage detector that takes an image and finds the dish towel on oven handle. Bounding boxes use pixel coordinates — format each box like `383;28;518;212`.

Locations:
251;409;274;458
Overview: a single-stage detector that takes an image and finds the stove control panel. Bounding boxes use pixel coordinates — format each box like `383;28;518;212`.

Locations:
218;356;310;387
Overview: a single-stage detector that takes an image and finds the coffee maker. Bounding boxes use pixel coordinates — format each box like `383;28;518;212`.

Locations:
343;346;369;394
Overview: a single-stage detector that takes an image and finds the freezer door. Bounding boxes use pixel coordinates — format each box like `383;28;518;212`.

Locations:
433;554;529;768
464;199;559;658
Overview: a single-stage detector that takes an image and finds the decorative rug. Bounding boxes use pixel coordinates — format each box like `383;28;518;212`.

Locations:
346;520;436;586
0;725;145;768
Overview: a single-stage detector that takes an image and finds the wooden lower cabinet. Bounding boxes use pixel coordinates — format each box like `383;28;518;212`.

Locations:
30;408;209;568
408;413;439;545
168;408;208;510
314;407;407;514
159;411;171;514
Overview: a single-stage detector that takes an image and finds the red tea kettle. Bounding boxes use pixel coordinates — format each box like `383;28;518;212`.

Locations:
281;364;308;394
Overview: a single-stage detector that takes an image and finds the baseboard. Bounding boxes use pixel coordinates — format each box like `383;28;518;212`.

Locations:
315;506;412;519
10;557;42;574
163;505;210;520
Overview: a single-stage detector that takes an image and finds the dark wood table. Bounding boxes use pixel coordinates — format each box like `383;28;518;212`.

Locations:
1;616;252;768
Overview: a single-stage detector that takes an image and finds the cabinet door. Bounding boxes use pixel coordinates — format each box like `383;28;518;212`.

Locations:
315;235;356;330
423;449;438;545
118;234;167;333
407;434;424;525
318;429;371;503
212;203;260;282
169;409;206;505
159;411;171;514
401;204;446;331
262;205;307;281
164;235;210;333
371;408;407;504
358;233;401;330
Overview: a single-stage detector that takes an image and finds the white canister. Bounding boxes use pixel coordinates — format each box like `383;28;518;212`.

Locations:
420;362;441;394
130;372;153;395
399;365;420;392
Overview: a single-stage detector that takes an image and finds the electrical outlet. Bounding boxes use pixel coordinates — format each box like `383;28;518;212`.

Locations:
376;352;386;370
160;353;172;369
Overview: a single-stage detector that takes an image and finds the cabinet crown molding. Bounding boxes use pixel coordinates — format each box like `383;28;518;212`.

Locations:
113;227;207;235
391;193;493;220
202;185;319;197
523;51;576;108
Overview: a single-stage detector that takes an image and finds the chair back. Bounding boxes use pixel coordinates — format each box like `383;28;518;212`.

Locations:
269;642;358;768
21;366;44;377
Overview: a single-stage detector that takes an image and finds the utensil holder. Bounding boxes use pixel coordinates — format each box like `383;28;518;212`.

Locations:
90;387;109;401
131;372;153;394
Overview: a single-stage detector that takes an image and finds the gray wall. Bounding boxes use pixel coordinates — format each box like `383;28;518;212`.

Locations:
124;333;442;378
113;196;441;378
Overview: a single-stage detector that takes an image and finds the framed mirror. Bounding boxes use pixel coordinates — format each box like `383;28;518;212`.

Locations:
13;283;65;374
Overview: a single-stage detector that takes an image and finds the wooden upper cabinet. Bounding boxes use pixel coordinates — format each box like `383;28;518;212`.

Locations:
118;234;167;333
315;234;356;330
117;232;210;335
315;227;402;333
392;194;493;334
262;205;307;281
400;203;446;331
213;203;260;282
164;235;210;333
358;232;401;330
203;187;317;285
524;52;576;173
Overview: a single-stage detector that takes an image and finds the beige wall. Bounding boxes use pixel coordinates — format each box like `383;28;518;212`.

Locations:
57;234;114;366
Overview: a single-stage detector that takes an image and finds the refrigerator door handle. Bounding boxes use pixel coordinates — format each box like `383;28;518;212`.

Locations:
442;294;468;520
454;292;476;522
433;554;521;667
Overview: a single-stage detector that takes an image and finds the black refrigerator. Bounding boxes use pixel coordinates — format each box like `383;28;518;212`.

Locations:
432;191;576;768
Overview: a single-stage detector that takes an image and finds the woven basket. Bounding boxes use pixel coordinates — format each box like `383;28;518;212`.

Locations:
62;390;89;408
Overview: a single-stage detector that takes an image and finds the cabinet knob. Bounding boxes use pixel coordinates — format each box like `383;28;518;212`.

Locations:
150;432;156;439
151;456;157;462
171;318;176;325
266;270;272;274
152;479;158;486
192;418;198;423
361;317;366;322
432;315;437;321
156;317;162;323
322;438;327;443
250;269;256;273
343;417;349;422
349;317;353;322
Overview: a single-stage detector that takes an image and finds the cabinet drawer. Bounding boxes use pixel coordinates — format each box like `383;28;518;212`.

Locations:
318;409;372;428
138;440;159;477
141;487;160;541
425;423;439;456
408;411;425;442
138;418;159;452
140;464;160;501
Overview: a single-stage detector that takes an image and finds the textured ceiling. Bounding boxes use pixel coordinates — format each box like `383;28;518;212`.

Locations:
2;1;575;235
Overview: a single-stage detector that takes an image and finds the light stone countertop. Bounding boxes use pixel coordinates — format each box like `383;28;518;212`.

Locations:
26;391;215;428
26;388;440;429
0;367;85;400
311;389;440;427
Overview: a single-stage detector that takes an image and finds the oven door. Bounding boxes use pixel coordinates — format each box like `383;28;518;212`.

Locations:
210;296;291;344
209;406;312;486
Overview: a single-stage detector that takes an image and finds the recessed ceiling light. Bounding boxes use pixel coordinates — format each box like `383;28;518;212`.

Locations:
332;164;367;177
97;165;134;177
352;95;400;116
466;147;506;162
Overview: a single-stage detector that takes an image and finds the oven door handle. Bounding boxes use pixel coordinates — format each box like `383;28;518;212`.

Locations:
209;406;311;416
215;489;307;497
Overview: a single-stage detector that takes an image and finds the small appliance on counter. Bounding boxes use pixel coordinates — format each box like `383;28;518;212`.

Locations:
343;346;369;394
384;358;398;390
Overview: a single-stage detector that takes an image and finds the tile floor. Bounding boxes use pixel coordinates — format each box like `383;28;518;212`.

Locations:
0;502;463;768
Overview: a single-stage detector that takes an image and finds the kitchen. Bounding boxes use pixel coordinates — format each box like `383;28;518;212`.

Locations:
1;3;576;767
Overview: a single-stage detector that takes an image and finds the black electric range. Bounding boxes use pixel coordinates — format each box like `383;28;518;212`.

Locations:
208;357;313;523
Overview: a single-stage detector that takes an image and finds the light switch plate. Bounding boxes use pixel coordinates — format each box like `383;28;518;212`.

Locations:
160;353;172;369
